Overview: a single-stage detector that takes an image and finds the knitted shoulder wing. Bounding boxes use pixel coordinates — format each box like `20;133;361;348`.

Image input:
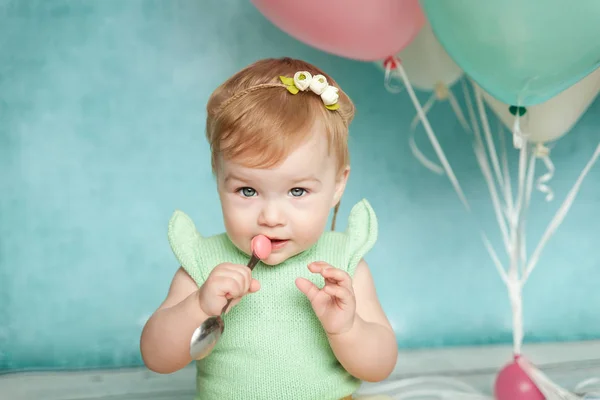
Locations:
167;210;207;286
345;199;378;276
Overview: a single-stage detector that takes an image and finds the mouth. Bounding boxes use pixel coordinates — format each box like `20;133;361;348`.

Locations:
266;237;289;250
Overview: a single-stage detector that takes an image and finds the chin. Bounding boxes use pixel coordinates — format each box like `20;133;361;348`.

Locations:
261;248;303;266
261;253;288;266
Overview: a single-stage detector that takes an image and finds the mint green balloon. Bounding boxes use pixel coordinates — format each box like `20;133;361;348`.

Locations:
420;0;600;106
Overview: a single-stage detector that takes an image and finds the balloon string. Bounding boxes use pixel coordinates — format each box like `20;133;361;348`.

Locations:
575;377;600;395
507;115;529;358
356;376;493;399
522;152;537;276
508;278;524;355
522;141;600;284
472;142;512;271
463;80;525;355
394;59;507;284
512;138;529;282
471;87;512;255
474;84;507;192
463;79;512;257
408;93;445;175
407;81;472;176
393;60;470;210
383;61;404;94
447;84;471;132
534;143;556;202
518;357;582;400
465;80;530;354
410;92;436;131
354;363;600;399
512;112;525;149
496;119;515;218
508;142;536;355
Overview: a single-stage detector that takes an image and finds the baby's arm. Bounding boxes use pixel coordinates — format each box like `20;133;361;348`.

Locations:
140;267;210;374
327;259;398;382
140;262;258;374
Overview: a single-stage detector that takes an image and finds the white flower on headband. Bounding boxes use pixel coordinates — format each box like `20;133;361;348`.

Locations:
279;71;340;110
293;71;312;91
321;86;339;106
309;74;328;95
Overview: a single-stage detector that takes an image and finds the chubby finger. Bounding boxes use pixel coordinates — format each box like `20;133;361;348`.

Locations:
307;261;332;274
226;271;249;297
224;298;241;313
309;262;352;290
323;284;353;305
295;277;320;302
222;265;251;292
216;276;246;299
220;278;259;314
249;278;261;293
321;267;352;290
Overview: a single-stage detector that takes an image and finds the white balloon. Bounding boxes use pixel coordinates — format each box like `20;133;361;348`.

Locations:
374;21;464;92
480;67;600;144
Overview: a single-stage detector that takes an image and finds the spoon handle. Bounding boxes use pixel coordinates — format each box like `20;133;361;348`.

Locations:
220;297;233;316
219;252;260;316
247;253;260;271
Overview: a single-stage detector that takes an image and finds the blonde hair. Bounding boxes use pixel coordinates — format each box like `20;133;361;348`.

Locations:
206;57;355;230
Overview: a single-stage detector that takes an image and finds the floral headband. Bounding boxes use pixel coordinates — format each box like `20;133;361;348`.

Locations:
279;71;340;110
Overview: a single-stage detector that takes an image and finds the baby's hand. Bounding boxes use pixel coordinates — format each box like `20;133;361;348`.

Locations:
198;263;260;316
295;262;356;335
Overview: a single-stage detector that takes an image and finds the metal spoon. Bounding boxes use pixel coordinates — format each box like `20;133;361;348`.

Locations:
189;235;272;360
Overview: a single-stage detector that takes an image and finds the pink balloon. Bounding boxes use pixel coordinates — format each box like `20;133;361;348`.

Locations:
495;356;545;400
251;0;425;61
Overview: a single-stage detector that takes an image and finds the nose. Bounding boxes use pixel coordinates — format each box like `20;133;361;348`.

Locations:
257;201;286;228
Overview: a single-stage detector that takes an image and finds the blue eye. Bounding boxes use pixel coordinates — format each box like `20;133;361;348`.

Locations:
238;187;257;197
289;188;307;197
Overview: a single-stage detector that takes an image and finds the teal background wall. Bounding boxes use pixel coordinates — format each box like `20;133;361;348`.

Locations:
1;0;599;371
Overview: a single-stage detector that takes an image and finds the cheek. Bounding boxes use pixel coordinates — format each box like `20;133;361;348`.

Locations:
223;210;244;235
292;201;330;244
220;196;253;242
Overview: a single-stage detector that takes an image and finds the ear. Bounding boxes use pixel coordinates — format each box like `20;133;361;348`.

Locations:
332;166;350;207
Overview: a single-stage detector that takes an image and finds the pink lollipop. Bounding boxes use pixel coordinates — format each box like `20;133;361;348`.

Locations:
251;235;272;261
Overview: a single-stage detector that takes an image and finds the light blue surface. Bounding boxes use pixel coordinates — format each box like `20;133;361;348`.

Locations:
1;0;599;371
421;0;600;106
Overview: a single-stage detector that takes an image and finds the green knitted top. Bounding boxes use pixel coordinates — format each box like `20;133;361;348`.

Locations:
167;199;378;400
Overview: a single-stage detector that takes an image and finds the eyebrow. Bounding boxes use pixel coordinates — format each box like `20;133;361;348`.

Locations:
223;174;250;184
223;174;321;185
291;176;321;184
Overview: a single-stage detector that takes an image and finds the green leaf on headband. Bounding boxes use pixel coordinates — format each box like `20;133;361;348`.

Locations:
279;76;295;86
325;103;340;110
286;85;299;94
